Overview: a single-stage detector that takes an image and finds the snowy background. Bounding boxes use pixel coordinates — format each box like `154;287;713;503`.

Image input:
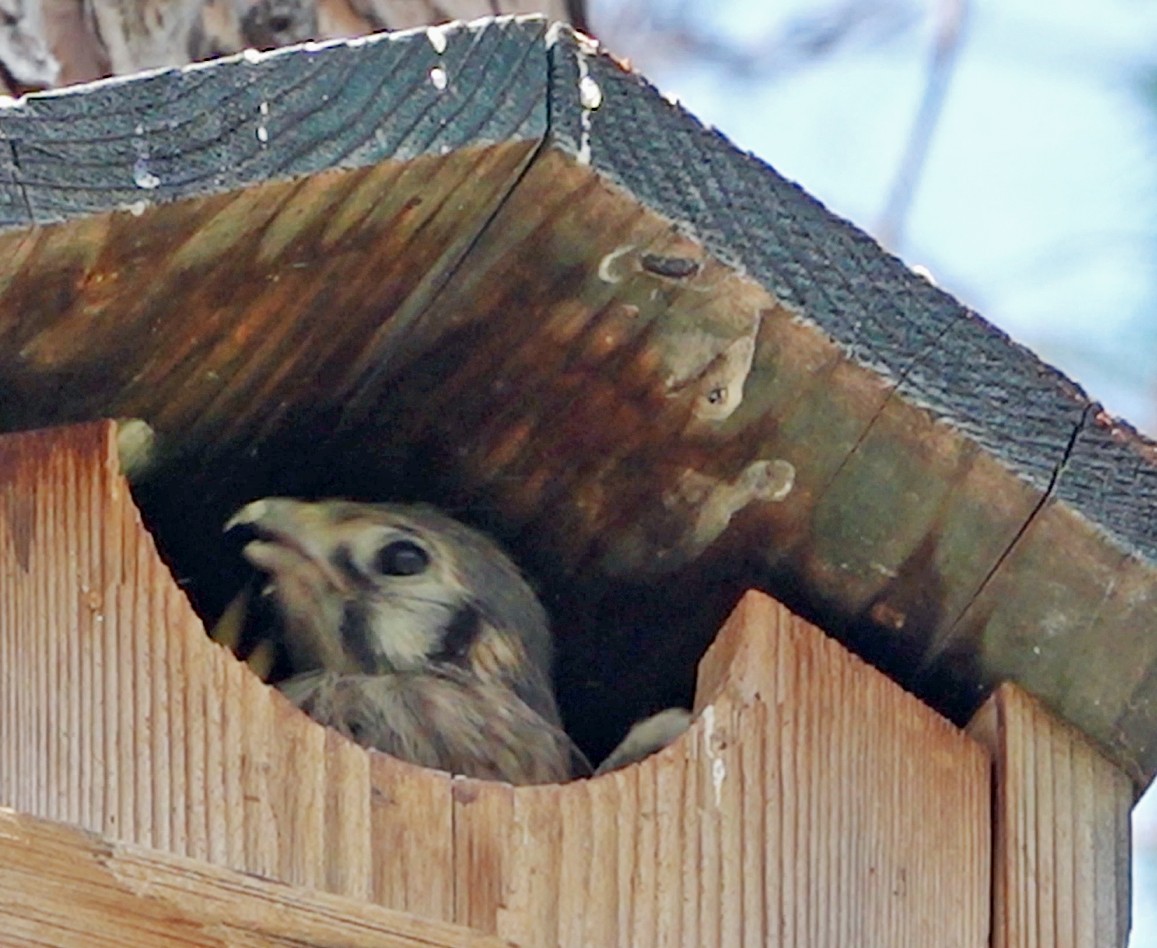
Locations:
586;1;1157;941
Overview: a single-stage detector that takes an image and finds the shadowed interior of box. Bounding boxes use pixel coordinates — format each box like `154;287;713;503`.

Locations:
125;333;783;767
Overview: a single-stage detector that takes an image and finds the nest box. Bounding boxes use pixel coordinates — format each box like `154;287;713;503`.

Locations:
0;16;1146;946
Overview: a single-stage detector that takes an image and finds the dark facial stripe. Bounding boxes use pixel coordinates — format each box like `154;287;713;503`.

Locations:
339;600;379;673
430;605;482;666
331;546;375;590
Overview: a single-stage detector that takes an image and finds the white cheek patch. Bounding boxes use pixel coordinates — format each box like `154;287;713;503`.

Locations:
369;596;455;673
379;621;436;670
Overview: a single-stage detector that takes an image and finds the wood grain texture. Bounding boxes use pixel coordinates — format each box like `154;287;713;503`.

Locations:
543;27;1157;782
683;589;991;948
968;683;1132;948
0;16;547;227
0;18;1155;786
0;420;475;924
0;420;991;945
0;425;990;944
0;141;539;440
0;807;510;946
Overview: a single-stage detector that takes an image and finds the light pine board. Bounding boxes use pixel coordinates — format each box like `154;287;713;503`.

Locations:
0;420;990;945
969;683;1133;948
0;807;508;947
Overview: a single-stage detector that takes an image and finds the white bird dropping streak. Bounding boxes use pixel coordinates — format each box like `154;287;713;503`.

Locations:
575;54;601;166
426;25;448;54
579;74;602;110
701;705;727;806
132;157;160;190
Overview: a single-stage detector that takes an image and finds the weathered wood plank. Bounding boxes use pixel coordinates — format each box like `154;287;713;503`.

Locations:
538;27;1157;781
0;807;509;947
968;683;1132;948
0;143;539;440
546;27;1089;497
0;17;547;227
0;17;1155;788
0;421;990;945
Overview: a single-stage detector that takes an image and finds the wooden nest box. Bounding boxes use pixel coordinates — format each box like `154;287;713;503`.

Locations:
0;16;1149;946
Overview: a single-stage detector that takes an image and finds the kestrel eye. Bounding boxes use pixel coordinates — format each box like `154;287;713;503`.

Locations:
374;539;430;576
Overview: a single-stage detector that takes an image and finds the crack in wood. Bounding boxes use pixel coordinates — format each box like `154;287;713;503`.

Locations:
339;140;552;422
3;138;34;224
794;311;963;533
920;402;1095;673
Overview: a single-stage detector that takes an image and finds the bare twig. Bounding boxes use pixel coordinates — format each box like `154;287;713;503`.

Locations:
876;0;969;251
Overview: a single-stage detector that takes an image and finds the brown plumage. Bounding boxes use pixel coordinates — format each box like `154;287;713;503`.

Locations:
279;667;574;784
223;497;583;785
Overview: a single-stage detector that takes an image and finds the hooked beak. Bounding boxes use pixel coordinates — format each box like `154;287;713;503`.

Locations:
226;498;338;578
224;497;354;673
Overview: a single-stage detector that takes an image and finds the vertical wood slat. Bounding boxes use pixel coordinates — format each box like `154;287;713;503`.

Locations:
705;591;992;948
369;752;455;919
448;588;993;946
968;682;1133;948
0;421;992;945
0;417;464;933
